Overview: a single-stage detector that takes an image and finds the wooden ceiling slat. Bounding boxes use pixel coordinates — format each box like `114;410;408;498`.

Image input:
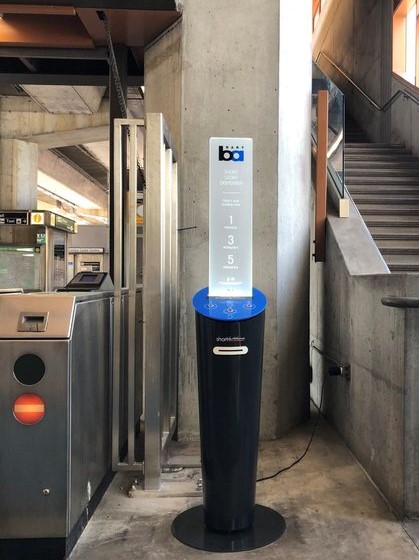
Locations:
76;9;181;47
0;14;95;48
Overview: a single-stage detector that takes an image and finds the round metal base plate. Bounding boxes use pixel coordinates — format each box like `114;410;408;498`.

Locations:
171;504;286;552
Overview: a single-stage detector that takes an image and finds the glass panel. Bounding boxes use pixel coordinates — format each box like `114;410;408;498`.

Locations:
312;61;345;199
405;3;416;83
0;246;42;291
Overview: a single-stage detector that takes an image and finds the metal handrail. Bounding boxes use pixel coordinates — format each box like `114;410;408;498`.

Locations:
382;296;419;308
316;52;419;112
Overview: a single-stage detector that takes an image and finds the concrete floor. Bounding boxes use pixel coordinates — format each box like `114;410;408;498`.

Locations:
70;420;419;560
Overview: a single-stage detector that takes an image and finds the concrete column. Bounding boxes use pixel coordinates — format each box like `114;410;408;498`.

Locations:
0;139;38;209
145;1;312;439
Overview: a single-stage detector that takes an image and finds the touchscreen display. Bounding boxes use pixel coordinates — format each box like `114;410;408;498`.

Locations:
80;274;98;283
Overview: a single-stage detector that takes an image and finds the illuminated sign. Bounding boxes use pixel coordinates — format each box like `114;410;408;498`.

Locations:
208;137;253;298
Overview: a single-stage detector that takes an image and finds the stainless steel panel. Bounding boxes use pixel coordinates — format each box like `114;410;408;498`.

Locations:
170;161;179;425
127;124;138;464
112;119;145;472
144;113;165;489
69;297;112;530
112;119;123;469
0;340;69;538
163;148;172;435
0;294;76;339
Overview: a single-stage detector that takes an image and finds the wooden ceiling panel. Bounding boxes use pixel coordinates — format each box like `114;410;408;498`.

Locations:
0;14;95;48
77;9;181;47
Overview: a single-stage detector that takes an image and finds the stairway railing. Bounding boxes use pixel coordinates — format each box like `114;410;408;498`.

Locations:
316;51;419;112
312;61;345;199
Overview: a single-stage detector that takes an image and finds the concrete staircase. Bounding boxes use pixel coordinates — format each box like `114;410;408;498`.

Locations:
345;118;419;273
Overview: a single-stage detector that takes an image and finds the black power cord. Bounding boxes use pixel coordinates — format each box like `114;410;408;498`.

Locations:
256;373;326;483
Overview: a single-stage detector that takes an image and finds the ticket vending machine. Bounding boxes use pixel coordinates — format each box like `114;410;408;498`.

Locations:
172;138;286;552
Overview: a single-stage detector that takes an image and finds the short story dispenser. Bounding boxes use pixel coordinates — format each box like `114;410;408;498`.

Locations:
171;138;286;552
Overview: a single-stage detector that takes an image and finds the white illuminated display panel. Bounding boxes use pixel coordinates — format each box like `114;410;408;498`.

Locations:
208;137;253;297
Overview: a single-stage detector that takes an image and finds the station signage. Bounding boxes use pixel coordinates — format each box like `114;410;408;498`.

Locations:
30;211;77;233
54;214;78;234
208;137;253;298
0;211;29;225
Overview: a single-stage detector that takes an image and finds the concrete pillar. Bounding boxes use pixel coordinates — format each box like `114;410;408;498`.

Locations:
145;1;312;439
0;139;38;209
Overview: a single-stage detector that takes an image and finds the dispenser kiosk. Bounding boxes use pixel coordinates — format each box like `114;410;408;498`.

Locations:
172;138;286;552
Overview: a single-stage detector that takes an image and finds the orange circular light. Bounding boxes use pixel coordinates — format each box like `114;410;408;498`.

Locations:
13;394;45;425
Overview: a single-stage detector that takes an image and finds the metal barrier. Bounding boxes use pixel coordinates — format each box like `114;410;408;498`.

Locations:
143;113;179;490
112;115;179;490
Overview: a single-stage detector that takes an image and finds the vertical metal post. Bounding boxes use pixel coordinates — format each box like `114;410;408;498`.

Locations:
315;89;328;263
170;162;179;423
163;148;172;435
144;113;165;489
127;124;138;465
112;119;123;469
109;46;127;282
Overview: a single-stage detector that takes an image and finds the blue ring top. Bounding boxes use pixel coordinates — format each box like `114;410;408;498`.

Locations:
193;287;267;321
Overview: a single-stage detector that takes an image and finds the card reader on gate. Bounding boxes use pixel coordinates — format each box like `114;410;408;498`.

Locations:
58;272;114;292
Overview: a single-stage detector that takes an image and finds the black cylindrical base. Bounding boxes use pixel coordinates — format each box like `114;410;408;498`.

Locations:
172;504;286;552
196;311;265;532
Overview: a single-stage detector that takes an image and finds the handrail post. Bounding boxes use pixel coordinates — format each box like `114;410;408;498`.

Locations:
315;89;328;262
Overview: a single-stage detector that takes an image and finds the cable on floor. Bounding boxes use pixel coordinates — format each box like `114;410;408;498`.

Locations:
256;372;326;483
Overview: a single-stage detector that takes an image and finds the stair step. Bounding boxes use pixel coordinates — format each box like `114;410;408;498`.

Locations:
346;160;419;169
352;195;419;205
388;264;419;272
346;168;419;177
345;142;406;149
348;185;419;195
346;176;419;185
359;206;419;216
385;254;419;265
345;148;411;156
365;217;419;227
372;230;419;240
375;239;419;250
345;154;419;162
381;247;419;255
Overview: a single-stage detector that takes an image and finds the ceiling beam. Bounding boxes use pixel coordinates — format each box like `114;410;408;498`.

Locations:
24;125;109;149
0;5;76;15
0;0;179;10
0;73;143;86
0;47;108;59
